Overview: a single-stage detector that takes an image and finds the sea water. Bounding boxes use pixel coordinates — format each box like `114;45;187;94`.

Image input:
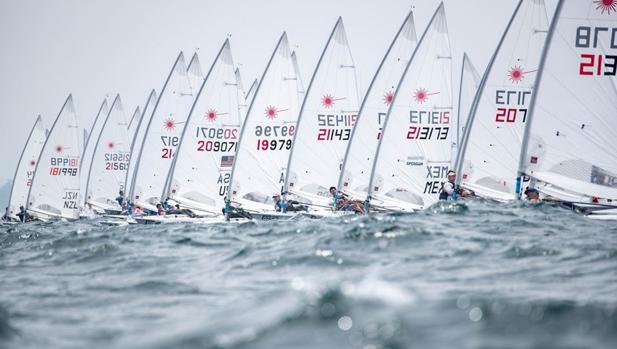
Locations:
1;201;616;348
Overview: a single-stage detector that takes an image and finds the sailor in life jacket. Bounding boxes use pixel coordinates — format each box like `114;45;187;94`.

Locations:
439;170;458;201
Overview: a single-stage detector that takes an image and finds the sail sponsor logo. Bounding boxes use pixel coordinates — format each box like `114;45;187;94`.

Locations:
195;127;238;153
62;190;79;209
255;124;294;151
576;23;617;76
317;113;356;141
424;162;449;195
383;91;394;105
406;110;450;140
104;152;130;171
495;87;531;123
50;157;78;176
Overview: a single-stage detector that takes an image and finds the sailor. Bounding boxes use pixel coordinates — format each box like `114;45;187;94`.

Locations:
1;207;10;221
16;206;33;223
524;188;541;203
329;186;342;206
162;198;171;210
156;203;166;216
115;190;125;207
439;170;458;201
272;194;307;212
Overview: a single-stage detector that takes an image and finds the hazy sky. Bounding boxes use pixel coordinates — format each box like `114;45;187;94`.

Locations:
0;0;558;183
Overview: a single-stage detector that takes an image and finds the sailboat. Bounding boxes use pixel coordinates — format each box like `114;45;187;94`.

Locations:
83;94;130;213
367;3;453;211
165;39;243;219
226;33;304;218
80;98;109;207
123;89;157;198
284;17;362;208
456;0;549;201
27;95;81;220
518;0;617;219
6;115;47;221
129;52;193;211
338;11;418;200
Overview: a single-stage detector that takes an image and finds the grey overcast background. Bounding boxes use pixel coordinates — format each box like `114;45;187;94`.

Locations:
0;0;559;186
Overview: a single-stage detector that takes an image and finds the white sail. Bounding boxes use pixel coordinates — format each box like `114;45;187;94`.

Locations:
456;0;549;200
124;89;157;197
80;99;109;205
187;52;204;95
7;115;46;219
291;51;306;103
368;3;452;210
519;0;617;201
284;18;362;201
127;106;141;140
338;11;418;197
456;53;481;147
130;53;193;206
167;39;242;213
227;33;302;210
27;95;81;219
84;94;131;210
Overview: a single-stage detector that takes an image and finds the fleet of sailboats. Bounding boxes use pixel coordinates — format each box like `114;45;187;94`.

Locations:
4;0;616;224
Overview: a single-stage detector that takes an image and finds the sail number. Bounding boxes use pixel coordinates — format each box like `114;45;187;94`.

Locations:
160;136;179;159
197;141;237;152
50;167;78;176
579;54;617;76
196;127;237;140
256;139;292;151
406;126;449;140
576;26;617;76
495;108;527;123
254;125;295;137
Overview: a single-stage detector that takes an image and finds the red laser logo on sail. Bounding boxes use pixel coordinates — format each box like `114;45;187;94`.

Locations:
55;145;63;153
508;65;526;83
30;160;36;166
206;109;218;122
322;94;335;108
107;142;114;149
383;91;394;105
265;106;278;119
164;118;176;130
414;88;429;104
595;0;617;14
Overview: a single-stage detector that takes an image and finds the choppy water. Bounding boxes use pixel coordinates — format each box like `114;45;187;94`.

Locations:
1;201;616;349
